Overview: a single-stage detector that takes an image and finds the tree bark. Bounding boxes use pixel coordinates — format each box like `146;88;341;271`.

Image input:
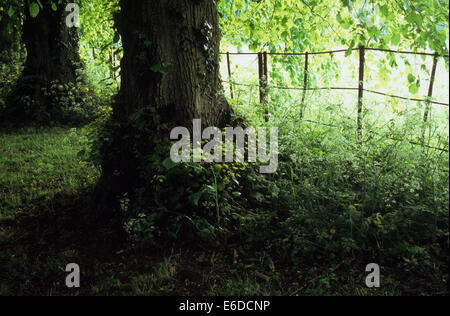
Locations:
114;0;230;128
3;0;81;122
99;0;231;205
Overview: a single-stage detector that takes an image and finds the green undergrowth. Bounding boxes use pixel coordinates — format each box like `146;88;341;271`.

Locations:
0;112;448;295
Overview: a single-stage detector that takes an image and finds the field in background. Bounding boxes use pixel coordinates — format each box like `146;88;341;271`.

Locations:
219;49;449;152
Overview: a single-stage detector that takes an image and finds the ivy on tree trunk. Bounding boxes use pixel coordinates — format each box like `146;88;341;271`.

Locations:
114;0;230;127
98;0;231;205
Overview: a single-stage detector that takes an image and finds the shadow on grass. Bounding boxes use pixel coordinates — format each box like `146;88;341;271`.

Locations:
2;188;445;296
0;188;129;295
0;189;244;296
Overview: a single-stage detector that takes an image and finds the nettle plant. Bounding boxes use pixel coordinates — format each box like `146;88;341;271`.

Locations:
105;113;277;248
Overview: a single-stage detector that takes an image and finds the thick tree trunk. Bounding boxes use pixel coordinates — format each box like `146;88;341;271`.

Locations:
99;0;231;206
3;0;81;122
114;0;230;127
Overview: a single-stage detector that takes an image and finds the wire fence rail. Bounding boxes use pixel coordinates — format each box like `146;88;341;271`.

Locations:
222;47;450;57
220;46;449;152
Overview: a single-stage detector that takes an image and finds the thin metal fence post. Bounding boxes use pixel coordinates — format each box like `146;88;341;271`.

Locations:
422;52;439;146
357;46;365;143
226;52;234;99
263;51;269;122
258;52;269;121
300;51;309;120
258;52;263;104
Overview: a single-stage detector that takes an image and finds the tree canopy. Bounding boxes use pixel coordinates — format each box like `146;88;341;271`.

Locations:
218;0;449;55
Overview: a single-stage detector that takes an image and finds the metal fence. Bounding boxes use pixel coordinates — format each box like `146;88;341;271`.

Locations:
220;47;449;152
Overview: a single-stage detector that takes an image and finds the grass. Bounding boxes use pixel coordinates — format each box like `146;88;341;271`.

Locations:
0;126;446;296
0;127;99;217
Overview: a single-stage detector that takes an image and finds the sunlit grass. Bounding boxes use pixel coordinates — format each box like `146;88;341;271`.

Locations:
0;127;100;217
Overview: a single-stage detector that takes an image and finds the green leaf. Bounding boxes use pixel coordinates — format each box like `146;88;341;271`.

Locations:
391;33;401;46
51;3;57;11
345;41;355;57
190;191;203;206
29;2;40;18
380;5;389;18
150;64;167;75
408;83;419;95
407;73;416;84
251;192;264;202
162;157;177;170
7;6;15;17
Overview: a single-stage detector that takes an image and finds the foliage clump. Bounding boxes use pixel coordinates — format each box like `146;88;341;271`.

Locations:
85;86;449;294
